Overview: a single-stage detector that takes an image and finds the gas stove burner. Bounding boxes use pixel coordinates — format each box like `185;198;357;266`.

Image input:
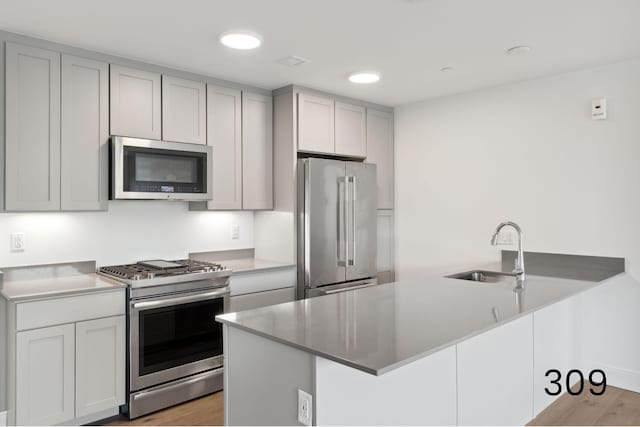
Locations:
98;259;229;284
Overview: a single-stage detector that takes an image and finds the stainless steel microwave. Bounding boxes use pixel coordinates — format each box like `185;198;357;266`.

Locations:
111;136;213;201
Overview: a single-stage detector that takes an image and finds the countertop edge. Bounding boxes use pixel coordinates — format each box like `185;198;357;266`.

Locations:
1;278;128;302
230;263;296;275
218;271;623;376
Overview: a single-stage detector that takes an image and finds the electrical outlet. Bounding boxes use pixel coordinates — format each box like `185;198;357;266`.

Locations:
298;389;312;426
10;232;25;252
497;230;514;245
231;224;240;240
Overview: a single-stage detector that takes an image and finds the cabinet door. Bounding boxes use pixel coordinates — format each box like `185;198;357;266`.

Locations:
109;65;161;139
16;324;75;426
297;93;334;154
162;75;206;144
457;314;534;425
207;85;242;209
61;54;109;211
533;299;571;417
377;210;394;284
366;109;394;209
75;316;126;418
242;92;273;210
5;42;61;211
335;102;366;157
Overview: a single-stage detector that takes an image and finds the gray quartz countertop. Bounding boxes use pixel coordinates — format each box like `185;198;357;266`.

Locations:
222;258;295;274
217;266;621;376
1;261;126;301
190;249;294;275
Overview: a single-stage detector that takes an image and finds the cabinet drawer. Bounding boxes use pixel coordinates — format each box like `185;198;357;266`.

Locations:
229;287;296;312
230;268;296;296
16;290;125;331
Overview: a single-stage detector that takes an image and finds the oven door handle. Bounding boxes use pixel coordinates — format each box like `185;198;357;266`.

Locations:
132;288;229;310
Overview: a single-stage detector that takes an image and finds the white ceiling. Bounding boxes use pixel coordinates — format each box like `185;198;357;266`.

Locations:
1;0;640;106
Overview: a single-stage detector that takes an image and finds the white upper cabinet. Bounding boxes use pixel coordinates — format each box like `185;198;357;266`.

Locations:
366;109;394;209
162;75;206;144
110;65;161;139
206;85;242;209
242;92;273;210
297;93;334;154
5;42;61;211
61;54;109;211
334;102;366;157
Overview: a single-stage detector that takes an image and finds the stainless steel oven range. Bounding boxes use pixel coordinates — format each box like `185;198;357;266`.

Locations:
99;259;230;419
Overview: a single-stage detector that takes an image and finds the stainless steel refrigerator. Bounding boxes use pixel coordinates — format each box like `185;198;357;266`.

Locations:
297;158;378;298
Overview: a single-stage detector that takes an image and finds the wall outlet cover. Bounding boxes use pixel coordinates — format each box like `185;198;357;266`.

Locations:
10;232;25;252
231;224;240;240
298;389;312;426
497;230;514;245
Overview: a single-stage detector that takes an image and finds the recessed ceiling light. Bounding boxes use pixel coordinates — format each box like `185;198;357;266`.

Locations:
348;71;381;84
219;31;263;50
506;45;532;56
440;66;454;72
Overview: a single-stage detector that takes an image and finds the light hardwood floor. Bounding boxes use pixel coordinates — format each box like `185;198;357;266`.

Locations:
101;392;224;426
529;386;640;426
100;386;640;426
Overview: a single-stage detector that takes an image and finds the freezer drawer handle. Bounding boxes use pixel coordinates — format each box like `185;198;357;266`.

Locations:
323;282;376;295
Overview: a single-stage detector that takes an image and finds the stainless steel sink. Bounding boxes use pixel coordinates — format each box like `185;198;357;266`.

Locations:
446;270;518;283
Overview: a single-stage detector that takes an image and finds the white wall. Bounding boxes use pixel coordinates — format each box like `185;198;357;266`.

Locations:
0;201;254;267
395;57;640;389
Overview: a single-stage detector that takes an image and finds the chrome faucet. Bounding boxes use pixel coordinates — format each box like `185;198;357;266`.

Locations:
491;221;525;285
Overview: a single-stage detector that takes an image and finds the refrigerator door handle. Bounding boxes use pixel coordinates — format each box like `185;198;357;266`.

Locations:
337;176;347;267
348;175;357;266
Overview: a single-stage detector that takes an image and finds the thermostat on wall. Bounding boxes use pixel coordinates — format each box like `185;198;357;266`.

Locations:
592;97;607;120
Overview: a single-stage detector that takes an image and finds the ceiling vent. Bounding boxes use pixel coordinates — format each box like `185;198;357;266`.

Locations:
277;55;311;68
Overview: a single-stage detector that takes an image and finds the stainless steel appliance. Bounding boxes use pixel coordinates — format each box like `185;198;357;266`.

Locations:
297;158;378;298
111;136;213;201
98;259;230;419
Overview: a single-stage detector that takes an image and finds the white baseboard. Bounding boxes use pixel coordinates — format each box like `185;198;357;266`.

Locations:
579;360;640;393
0;410;7;427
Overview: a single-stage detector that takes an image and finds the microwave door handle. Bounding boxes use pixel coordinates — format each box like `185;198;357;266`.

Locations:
132;288;229;310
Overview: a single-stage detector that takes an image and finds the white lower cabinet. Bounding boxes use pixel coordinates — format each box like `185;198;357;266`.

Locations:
229;287;295;312
15;315;125;425
533;299;572;416
75;316;126;418
228;267;296;312
10;290;126;426
16;324;75;426
457;314;534;426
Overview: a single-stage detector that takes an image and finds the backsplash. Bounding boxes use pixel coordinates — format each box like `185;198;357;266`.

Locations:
0;201;254;268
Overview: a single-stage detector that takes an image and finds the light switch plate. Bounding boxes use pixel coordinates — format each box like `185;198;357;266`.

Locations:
592;97;607;120
298;389;312;426
231;225;240;240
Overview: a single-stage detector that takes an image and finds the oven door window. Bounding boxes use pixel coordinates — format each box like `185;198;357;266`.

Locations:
138;298;223;376
123;146;207;194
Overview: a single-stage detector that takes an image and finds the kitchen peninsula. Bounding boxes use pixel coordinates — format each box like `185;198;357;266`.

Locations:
217;253;629;425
